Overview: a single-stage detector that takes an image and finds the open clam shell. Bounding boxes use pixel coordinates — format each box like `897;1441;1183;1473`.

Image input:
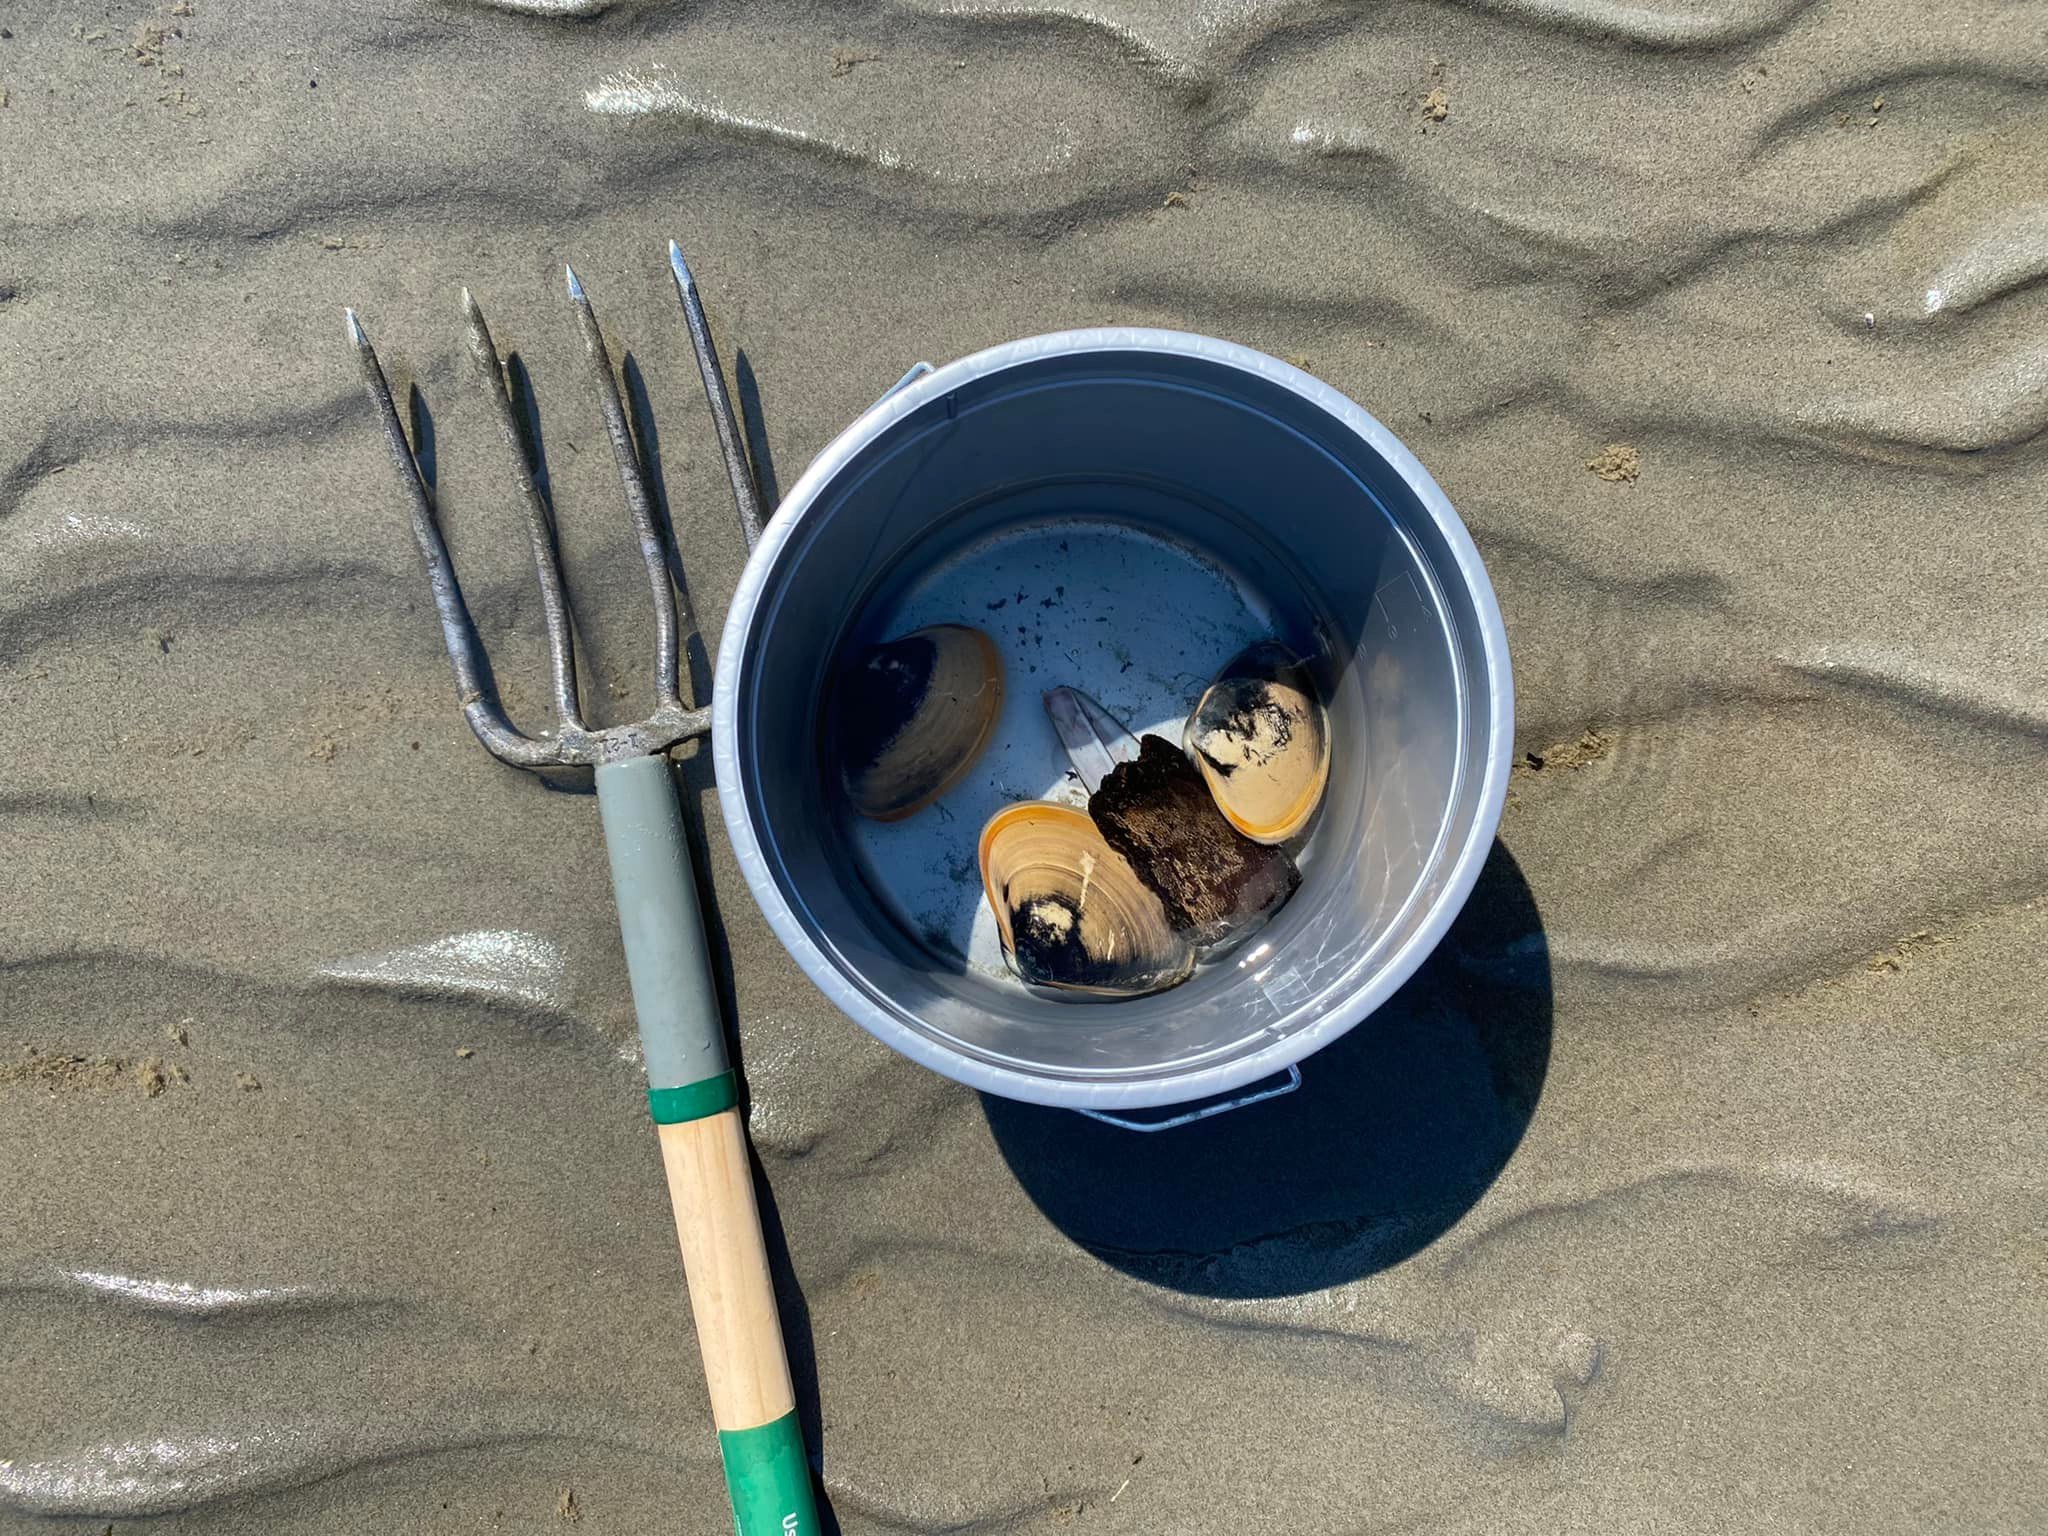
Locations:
835;624;1004;821
1184;641;1329;845
978;802;1194;998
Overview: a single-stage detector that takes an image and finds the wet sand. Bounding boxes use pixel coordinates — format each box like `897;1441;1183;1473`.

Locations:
3;2;2045;1531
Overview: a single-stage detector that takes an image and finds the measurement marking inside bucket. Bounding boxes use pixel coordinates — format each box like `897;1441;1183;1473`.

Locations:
844;517;1284;988
1372;572;1433;642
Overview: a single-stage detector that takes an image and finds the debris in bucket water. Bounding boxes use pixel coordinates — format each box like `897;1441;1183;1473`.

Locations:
1184;641;1329;845
834;624;1004;821
1089;735;1301;947
978;802;1194;997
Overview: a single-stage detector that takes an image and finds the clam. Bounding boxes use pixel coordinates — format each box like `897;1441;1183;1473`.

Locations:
1184;642;1329;845
979;802;1194;997
835;624;1004;821
1044;686;1300;949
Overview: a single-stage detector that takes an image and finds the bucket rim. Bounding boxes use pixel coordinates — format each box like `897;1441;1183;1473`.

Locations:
712;326;1514;1112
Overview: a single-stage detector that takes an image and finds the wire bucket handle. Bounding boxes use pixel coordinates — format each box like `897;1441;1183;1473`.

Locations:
1074;1064;1303;1133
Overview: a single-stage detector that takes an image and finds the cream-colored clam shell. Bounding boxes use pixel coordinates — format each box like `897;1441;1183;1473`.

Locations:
977;802;1193;998
837;624;1004;821
1184;642;1329;845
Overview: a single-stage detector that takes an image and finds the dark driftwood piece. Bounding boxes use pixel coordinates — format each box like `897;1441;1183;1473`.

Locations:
1088;736;1299;946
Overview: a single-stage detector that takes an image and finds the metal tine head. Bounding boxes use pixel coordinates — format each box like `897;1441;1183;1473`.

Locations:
347;286;712;774
344;307;559;770
459;287;585;734
667;240;767;550
564;265;686;715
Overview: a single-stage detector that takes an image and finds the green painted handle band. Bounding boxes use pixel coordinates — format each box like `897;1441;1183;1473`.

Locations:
718;1410;819;1536
647;1071;738;1125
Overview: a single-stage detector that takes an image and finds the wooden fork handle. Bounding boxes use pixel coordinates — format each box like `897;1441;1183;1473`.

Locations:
596;754;820;1536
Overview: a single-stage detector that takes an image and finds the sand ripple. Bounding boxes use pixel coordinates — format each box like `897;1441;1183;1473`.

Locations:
2;0;2043;1530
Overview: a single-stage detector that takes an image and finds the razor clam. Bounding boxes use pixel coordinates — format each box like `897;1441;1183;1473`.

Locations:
835;624;1004;821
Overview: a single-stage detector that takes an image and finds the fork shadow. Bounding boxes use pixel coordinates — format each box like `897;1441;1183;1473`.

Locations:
469;336;837;1523
980;840;1551;1299
503;354;553;508
735;348;782;508
408;383;439;488
407;382;524;743
482;342;749;1080
623;352;716;705
621;350;839;1528
507;349;670;753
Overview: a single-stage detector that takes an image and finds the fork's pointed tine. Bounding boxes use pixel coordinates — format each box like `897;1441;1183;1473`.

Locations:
345;308;555;768
667;240;767;550
564;266;684;710
460;288;583;730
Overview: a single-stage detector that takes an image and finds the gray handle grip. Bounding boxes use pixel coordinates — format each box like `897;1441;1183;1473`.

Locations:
595;755;734;1119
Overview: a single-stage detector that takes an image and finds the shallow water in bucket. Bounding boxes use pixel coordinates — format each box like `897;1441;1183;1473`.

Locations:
836;502;1356;997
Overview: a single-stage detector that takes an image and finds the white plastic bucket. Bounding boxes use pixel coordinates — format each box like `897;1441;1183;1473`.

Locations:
714;330;1513;1116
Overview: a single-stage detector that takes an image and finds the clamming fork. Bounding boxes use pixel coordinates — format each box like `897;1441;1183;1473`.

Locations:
344;244;817;1536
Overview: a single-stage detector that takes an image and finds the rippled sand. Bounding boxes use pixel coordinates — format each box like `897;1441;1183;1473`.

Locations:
3;2;2044;1531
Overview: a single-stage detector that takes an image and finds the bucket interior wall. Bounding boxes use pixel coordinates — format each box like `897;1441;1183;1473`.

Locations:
727;347;1498;1087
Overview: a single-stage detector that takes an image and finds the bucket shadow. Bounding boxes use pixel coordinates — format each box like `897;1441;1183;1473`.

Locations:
980;840;1550;1298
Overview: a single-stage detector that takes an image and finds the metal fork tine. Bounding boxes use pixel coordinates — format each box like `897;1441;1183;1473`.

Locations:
460;288;584;730
345;309;554;767
667;240;767;550
565;266;684;712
